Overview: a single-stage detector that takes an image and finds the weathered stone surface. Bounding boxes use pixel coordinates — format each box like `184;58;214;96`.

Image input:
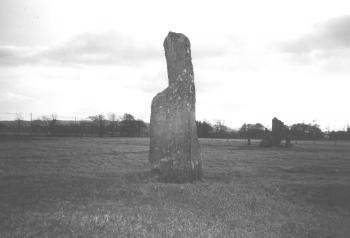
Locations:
149;32;202;182
272;117;285;146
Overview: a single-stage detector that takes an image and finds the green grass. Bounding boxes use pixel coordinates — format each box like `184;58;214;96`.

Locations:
0;137;349;237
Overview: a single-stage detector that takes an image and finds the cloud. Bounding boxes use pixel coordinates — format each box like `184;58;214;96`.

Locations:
284;15;350;53
40;32;162;65
0;31;162;67
192;46;227;59
282;15;350;70
0;31;229;67
0;46;40;66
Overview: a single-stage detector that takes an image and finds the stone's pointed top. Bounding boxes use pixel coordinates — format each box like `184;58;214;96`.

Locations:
166;31;187;41
163;31;191;50
163;31;193;85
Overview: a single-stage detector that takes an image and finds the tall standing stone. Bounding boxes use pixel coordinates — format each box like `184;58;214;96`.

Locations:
149;32;202;182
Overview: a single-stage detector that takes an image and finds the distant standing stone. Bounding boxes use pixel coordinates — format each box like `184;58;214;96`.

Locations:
149;31;202;182
272;117;285;146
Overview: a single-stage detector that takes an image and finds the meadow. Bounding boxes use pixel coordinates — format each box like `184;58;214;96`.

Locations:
0;137;349;237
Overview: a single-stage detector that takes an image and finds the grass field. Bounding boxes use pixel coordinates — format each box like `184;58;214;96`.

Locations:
0;137;349;237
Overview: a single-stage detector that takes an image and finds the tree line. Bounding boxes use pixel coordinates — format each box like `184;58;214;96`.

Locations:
1;114;349;141
0;113;148;137
196;120;350;141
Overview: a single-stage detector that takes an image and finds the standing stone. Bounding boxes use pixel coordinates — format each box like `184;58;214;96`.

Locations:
272;117;285;146
149;31;202;183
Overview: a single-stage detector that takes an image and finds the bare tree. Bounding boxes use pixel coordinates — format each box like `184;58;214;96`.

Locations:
213;120;228;138
122;113;135;121
108;113;117;137
89;114;105;137
239;123;251;145
42;114;57;135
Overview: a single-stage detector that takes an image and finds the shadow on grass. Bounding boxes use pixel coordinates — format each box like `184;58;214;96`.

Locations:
279;183;350;212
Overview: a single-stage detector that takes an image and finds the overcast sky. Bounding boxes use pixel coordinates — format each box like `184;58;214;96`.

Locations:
0;0;349;130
